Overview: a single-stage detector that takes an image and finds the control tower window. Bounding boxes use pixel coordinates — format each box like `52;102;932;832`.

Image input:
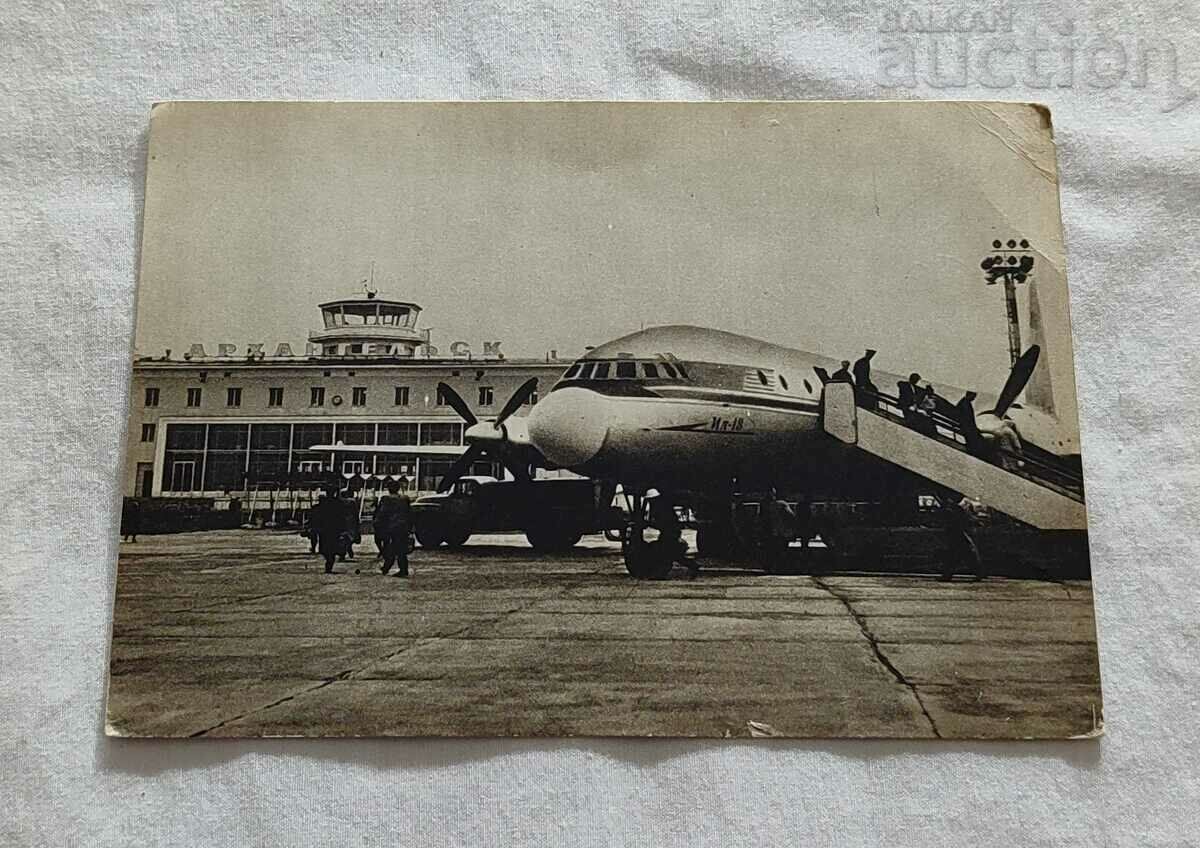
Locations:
615;361;637;379
593;363;610;379
642;363;659;378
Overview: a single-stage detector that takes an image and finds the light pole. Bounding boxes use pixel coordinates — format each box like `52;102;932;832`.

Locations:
981;238;1035;366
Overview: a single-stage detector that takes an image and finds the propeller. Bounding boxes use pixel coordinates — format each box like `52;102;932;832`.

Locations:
988;344;1040;417
436;378;539;491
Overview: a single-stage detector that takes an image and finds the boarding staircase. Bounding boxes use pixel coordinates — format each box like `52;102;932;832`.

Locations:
820;382;1087;530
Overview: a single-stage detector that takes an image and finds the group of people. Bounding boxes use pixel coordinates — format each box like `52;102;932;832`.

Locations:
305;478;413;576
830;348;1025;469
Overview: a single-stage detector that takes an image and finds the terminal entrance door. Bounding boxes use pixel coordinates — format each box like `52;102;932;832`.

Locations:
169;460;197;493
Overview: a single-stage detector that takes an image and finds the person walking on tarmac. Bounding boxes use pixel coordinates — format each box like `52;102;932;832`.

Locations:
939;493;986;582
376;477;413;577
310;486;347;574
338;489;360;562
306;491;325;554
120;498;141;543
646;489;694;578
762;487;797;574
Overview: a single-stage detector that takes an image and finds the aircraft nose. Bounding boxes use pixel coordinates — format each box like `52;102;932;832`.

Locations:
527;387;609;469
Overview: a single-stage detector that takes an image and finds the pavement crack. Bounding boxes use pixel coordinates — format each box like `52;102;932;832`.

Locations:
812;576;942;738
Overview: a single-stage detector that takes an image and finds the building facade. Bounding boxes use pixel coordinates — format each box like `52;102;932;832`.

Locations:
123;293;568;499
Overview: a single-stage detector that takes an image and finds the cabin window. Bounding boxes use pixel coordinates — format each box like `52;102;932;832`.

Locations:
616;361;637;379
778;375;789;391
757;370;769;386
593;363;610;379
642;363;659;378
803;379;813;394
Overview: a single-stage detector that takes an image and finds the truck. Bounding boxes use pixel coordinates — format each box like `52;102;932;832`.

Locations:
410;476;612;551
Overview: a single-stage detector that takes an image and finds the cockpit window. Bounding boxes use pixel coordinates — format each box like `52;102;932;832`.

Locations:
642;363;659;378
563;363;581;380
615;361;637;379
661;362;678;379
593;362;610;379
578;362;595;380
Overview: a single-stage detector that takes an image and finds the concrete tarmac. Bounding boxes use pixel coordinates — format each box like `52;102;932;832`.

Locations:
106;530;1103;739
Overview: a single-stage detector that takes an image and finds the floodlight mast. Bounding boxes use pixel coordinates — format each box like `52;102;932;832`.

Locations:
981;238;1035;366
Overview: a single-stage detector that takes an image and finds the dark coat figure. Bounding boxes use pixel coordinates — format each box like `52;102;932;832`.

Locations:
898;373;934;434
830;361;854;384
955;391;988;456
375;481;413;576
339;492;360;561
852;350;876;391
121;498;141;542
761;488;796;573
310;492;348;573
853;350;878;407
939;496;984;581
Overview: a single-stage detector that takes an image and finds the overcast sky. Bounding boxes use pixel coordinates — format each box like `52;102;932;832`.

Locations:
136;100;1073;396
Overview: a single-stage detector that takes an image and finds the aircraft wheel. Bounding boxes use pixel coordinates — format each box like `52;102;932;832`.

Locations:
696;525;735;559
526;526;581;552
415;525;444;548
624;538;674;580
442;529;471;548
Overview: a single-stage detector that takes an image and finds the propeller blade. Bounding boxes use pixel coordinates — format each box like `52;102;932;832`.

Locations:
494;377;539;426
990;345;1040;417
437;444;483;492
436;382;477;427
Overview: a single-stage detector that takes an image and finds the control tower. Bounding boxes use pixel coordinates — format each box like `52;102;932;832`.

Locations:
309;290;425;356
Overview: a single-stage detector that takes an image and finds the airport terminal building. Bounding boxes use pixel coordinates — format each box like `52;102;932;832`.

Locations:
123;291;568;500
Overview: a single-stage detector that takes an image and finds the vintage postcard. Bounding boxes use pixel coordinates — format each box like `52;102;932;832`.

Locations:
108;101;1102;738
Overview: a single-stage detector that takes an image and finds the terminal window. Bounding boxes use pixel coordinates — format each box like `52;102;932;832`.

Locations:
394;386;410;406
310;386;325;407
435;385;450;406
352;387;367;407
478;386;494;406
186;387;202;407
268;387;284;407
144;387;159;407
226;387;242;408
140;423;156;442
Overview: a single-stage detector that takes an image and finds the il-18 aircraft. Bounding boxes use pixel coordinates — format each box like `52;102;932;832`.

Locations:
422;324;1083;578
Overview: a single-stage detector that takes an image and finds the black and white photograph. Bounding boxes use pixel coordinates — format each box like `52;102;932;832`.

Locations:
107;100;1102;739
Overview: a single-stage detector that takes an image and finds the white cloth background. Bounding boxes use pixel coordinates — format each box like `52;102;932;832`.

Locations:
2;2;1198;845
